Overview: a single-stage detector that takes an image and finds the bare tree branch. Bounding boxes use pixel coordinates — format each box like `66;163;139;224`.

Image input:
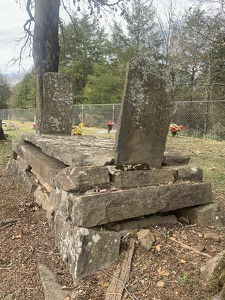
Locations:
23;0;34;37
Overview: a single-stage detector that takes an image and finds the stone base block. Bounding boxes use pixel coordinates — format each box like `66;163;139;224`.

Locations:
70;182;213;227
53;214;121;280
109;165;203;189
175;202;225;227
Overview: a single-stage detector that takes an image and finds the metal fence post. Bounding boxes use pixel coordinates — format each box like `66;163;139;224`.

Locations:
81;104;84;124
112;104;115;123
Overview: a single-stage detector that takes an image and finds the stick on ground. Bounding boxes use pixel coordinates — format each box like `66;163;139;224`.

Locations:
169;237;212;258
105;238;135;300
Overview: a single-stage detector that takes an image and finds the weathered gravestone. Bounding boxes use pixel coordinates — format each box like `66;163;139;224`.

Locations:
114;57;174;169
0;118;6;140
40;72;73;135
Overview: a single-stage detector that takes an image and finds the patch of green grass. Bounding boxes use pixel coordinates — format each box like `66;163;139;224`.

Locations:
0;120;34;166
3;204;16;212
167;135;225;201
0;291;16;300
178;272;190;287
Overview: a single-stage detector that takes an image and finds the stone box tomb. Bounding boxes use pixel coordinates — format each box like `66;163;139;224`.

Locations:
7;62;222;281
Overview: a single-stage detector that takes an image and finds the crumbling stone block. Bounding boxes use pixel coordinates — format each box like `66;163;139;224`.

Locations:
52;213;121;280
55;165;110;192
175;202;225;227
109;167;175;189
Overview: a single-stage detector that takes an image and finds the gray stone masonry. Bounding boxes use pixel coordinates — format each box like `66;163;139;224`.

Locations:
69;183;212;228
7;134;217;281
20;134;115;166
175;202;224;227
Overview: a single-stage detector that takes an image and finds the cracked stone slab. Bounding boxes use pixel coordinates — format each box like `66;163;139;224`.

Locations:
108;165;203;189
12;140;66;187
20;134;115;167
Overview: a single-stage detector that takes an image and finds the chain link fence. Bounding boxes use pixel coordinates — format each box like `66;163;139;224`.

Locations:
72;104;121;128
0;108;35;123
173;101;225;139
1;101;225;139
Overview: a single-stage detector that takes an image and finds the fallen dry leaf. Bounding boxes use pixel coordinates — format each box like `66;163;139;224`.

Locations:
156;244;162;252
157;268;170;277
180;259;186;264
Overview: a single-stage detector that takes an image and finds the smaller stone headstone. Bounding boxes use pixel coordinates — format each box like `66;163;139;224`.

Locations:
114;57;174;169
0;118;6;140
41;72;74;135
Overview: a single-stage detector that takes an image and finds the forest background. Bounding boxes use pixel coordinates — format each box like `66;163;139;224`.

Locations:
0;0;225;110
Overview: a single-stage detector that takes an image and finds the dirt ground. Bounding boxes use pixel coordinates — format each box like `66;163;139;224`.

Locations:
1;159;225;299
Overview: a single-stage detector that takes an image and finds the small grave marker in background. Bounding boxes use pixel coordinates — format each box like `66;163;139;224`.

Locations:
41;72;73;135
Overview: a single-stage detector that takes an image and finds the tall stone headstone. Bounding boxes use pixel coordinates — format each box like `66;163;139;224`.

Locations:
41;72;73;135
114;57;174;169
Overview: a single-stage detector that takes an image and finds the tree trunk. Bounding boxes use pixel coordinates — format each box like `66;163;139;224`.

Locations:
33;0;60;134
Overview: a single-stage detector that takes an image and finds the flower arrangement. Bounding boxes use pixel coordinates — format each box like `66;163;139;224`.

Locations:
5;123;19;131
169;124;184;137
107;121;114;133
72;123;83;135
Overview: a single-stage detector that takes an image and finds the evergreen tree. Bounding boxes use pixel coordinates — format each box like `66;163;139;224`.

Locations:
83;62;125;103
9;69;36;108
124;0;157;56
59;14;109;103
0;74;11;109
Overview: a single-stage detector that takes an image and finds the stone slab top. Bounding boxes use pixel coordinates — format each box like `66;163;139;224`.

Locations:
21;134;115;167
20;134;190;168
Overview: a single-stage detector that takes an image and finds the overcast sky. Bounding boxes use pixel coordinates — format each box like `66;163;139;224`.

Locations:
0;0;33;76
0;0;192;79
0;0;112;77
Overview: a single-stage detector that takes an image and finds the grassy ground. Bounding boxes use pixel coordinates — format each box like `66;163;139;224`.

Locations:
1;121;225;203
0;121;35;165
166;134;225;204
